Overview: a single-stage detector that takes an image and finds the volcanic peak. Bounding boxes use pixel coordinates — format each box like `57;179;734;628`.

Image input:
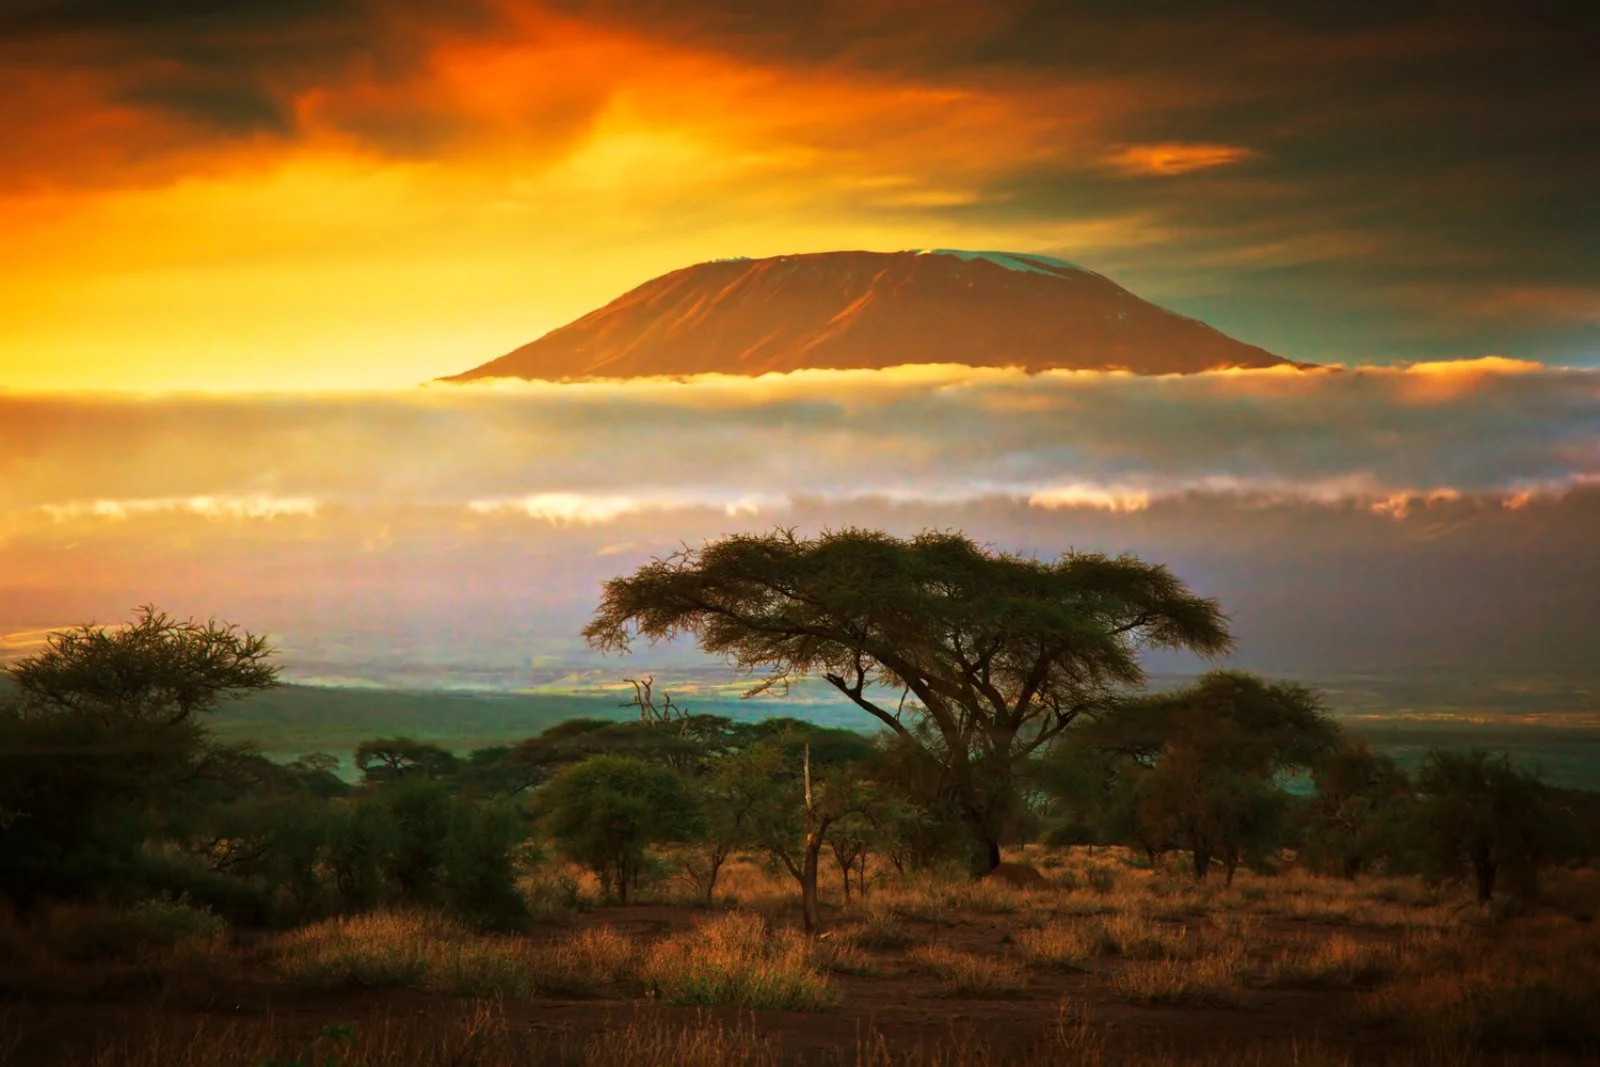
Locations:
444;249;1292;381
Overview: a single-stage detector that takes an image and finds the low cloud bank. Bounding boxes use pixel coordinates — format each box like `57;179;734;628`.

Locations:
2;361;1595;524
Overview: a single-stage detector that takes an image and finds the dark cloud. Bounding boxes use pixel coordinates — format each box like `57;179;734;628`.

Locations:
0;0;503;157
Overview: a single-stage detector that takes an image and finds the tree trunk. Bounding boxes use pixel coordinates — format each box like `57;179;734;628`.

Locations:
1191;846;1211;882
702;849;726;906
802;839;822;935
961;804;1003;877
801;743;822;936
1473;852;1497;903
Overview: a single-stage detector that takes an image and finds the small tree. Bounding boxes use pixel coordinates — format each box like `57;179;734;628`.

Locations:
538;755;702;904
355;737;460;783
1075;671;1336;882
443;796;532;930
1415;749;1563;902
680;766;761;905
584;528;1230;874
0;607;278;911
1132;749;1287;883
381;779;455;903
326;797;392;911
1301;742;1414;879
709;737;874;934
6;605;278;726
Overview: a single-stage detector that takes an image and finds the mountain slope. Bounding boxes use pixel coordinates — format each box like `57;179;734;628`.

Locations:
444;249;1293;381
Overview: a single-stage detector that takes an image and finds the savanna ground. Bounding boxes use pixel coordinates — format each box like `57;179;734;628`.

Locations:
6;848;1598;1067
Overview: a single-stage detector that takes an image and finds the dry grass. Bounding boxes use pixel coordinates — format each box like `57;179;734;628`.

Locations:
275;911;442;989
3;1001;1482;1067
0;898;234;998
1015;921;1103;970
1360;920;1600;1053
11;851;1599;1065
1261;932;1421;990
1107;943;1250;1007
9;1003;787;1067
812;937;880;977
639;912;835;1010
274;911;637;998
840;912;922;951
906;943;1029;997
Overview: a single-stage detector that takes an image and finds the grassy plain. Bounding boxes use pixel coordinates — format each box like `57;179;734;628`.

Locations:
5;850;1599;1065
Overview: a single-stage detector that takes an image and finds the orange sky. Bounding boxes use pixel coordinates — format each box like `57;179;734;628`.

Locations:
1;2;1595;389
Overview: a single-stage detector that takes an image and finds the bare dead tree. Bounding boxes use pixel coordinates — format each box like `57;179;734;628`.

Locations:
622;675;691;734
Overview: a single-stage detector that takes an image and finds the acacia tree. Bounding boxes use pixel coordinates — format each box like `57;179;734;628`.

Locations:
584;528;1231;873
0;606;279;909
1302;742;1414;879
7;605;278;725
1415;749;1564;902
355;737;461;783
1075;670;1338;881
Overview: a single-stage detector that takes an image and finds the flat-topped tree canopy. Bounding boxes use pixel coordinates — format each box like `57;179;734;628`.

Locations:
583;527;1232;872
5;605;279;726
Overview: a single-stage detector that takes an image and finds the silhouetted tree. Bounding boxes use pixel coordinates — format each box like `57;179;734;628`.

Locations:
1073;671;1338;881
1301;741;1414;878
354;736;460;783
0;607;278;911
1414;749;1564;902
706;737;877;934
584;528;1230;874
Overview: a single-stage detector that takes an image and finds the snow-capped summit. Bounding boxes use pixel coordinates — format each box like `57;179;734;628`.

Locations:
443;249;1292;382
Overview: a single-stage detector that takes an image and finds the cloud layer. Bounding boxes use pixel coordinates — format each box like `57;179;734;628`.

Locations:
4;362;1595;523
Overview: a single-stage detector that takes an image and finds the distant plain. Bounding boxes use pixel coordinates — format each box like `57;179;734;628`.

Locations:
208;670;1600;789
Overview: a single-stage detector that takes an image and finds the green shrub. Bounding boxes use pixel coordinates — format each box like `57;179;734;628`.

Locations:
442;797;531;931
538;756;703;904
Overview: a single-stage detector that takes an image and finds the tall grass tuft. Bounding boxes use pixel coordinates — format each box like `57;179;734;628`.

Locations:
907;944;1029;997
640;912;835;1010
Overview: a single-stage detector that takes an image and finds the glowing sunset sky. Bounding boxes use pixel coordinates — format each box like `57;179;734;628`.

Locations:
2;2;1596;390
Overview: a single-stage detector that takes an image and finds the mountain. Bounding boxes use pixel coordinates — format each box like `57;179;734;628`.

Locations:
443;249;1294;381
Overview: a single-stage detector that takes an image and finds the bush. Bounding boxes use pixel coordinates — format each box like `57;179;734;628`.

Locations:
134;856;273;927
321;798;389;912
538;756;703;904
522;868;591;921
381;780;454;904
442;797;531;931
1414;749;1567;902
